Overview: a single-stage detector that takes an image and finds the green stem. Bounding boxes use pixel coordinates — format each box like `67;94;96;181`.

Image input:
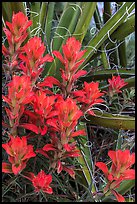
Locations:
94;6;110;69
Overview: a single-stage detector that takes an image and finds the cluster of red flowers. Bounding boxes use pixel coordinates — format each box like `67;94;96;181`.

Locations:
96;150;135;202
2;11;133;199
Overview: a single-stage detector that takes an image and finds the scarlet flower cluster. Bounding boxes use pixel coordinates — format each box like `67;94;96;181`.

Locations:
96;150;135;202
2;11;133;199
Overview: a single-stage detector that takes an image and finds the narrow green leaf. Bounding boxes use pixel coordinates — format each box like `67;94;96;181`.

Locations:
75;123;96;192
39;2;48;40
2;2;26;22
118;41;127;67
81;110;135;130
103;2;119;67
45;2;55;50
111;13;135;42
103;2;111;23
73;2;97;42
52;3;78;51
123;76;135;88
43;2;82;78
82;2;135;67
117;180;135;195
2;2;13;22
79;69;135;82
10;2;26;15
94;5;110;69
87;13;135;63
30;2;40;32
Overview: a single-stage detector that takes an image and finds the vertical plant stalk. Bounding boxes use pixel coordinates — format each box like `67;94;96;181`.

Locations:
116;2;127;67
30;2;40;33
45;2;55;51
116;129;124;150
39;2;48;41
82;2;135;67
73;2;97;42
94;6;110;69
103;2;119;67
76;123;97;196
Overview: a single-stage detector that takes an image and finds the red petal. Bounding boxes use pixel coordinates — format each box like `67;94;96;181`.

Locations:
71;59;85;71
2;95;11;105
111;190;125;202
36;149;49;158
2;44;10;55
19;123;39;134
2;162;13;173
57;160;63;174
76;50;86;61
40;126;47;136
12;163;26;175
40;54;54;64
65;151;80;158
43;144;56;151
72;70;87;82
52;51;64;64
37;76;61;88
63;166;75;179
95;162;109;178
71;129;86;137
43;187;53;194
122;169;135;180
108;150;117;166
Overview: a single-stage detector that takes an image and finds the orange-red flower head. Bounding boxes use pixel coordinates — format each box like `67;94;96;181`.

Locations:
2;75;33;107
2;135;36;175
96;149;135;202
73;81;104;115
3;12;32;49
23;170;53;194
108;75;128;97
19;37;53;81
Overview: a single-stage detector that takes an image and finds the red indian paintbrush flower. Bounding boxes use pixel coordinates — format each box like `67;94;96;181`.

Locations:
3;12;32;53
23;170;53;194
73;81;104;115
108;75;128;97
2;75;34;128
53;37;87;96
2;135;36;175
53;37;86;69
95;149;135;202
2;75;33;107
19;37;53;82
36;97;85;177
20;90;58;135
46;97;84;144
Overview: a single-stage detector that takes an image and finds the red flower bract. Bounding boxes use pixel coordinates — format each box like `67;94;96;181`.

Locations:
19;37;53;81
108;75;128;97
3;75;33;107
2;135;36;175
3;12;32;48
96;149;135;202
24;170;53;194
73;81;104;115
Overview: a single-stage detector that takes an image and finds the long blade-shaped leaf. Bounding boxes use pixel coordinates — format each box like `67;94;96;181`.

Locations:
43;3;82;78
79;69;135;82
81;110;135;130
39;2;48;40
82;2;135;67
73;2;97;42
45;2;55;51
